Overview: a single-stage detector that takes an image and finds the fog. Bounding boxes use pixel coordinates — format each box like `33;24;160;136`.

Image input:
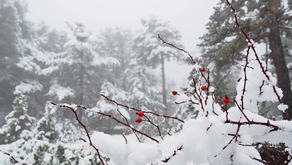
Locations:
27;0;219;88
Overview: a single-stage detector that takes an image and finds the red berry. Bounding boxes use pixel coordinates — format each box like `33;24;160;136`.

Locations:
223;96;230;104
201;86;206;91
136;118;142;123
200;68;205;72
137;111;144;117
172;91;178;95
237;77;242;82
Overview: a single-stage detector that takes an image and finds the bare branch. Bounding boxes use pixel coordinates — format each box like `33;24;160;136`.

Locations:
158;34;196;64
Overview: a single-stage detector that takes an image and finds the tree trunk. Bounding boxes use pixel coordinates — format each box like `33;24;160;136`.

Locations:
79;51;84;121
161;54;167;115
268;0;292;120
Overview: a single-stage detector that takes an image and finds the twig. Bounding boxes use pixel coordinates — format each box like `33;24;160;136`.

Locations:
0;149;27;165
161;145;183;163
122;133;127;144
101;94;184;123
51;102;106;165
262;145;277;165
67;159;72;165
158;34;196;64
144;115;164;140
234;99;250;122
53;102;159;143
225;120;280;132
116;108;141;142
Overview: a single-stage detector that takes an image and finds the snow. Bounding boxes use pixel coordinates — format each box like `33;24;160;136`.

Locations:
14;81;43;94
91;132;160;165
15;125;21;132
278;103;288;112
175;94;189;103
46;83;75;101
83;34;292;164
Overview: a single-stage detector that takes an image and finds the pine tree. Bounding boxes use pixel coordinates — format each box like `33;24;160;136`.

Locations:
0;0;65;120
0;101;102;165
126;65;165;112
197;0;292;119
36;101;59;143
94;80;130;133
29;22;69;118
133;16;184;115
0;93;35;144
0;0;31;116
52;22;118;121
95;27;133;90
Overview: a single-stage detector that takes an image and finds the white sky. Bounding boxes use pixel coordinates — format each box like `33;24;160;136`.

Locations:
27;0;219;89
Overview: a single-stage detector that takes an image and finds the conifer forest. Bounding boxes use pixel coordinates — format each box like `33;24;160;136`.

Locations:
0;0;292;164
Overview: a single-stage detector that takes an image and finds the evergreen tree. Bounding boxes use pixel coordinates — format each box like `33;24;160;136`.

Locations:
93;80;130;133
52;22;118;121
197;0;292;119
13;21;69;119
0;0;66;120
0;93;35;144
36;102;60;143
95;27;133;90
28;22;69;118
133;16;184;115
0;0;31;116
0;101;101;165
126;65;165;112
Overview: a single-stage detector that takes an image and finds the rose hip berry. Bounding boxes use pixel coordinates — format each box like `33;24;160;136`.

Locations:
136;118;142;123
137;111;144;117
223;96;230;104
172;91;178;95
201;86;206;91
200;68;205;72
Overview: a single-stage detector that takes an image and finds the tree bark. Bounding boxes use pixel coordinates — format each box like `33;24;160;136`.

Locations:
268;0;292;120
161;54;167;115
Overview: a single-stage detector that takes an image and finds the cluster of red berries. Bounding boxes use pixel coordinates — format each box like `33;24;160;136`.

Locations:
135;111;144;123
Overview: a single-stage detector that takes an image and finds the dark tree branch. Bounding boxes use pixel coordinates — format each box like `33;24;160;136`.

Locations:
279;16;292;22
158;34;196;64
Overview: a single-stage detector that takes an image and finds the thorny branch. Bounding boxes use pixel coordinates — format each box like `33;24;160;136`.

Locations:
160;145;183;163
116;108;142;142
241;45;251;110
226;0;281;104
50;102;107;165
143;115;163;140
50;91;186;163
52;102;159;143
101;94;184;123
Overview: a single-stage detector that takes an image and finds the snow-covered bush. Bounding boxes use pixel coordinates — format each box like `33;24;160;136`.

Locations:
0;93;35;144
0;102;101;165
